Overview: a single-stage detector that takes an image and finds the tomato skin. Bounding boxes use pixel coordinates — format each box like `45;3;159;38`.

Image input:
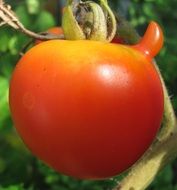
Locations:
46;27;63;35
9;39;163;179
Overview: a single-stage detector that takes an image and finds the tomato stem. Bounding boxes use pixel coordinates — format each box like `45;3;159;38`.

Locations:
113;131;177;190
99;0;117;41
155;63;177;140
62;0;116;42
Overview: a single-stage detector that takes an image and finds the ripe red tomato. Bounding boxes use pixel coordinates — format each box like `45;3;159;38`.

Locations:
9;22;164;179
45;27;63;35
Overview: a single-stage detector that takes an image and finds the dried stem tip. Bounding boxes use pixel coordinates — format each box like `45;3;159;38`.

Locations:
62;0;117;42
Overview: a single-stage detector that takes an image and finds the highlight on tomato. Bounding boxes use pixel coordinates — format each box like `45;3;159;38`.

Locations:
9;21;164;179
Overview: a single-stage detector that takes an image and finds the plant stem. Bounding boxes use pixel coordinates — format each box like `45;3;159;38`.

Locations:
155;63;177;140
100;0;108;4
113;131;177;190
0;2;64;40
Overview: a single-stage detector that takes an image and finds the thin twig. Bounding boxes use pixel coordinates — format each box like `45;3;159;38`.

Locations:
0;1;64;40
0;21;6;26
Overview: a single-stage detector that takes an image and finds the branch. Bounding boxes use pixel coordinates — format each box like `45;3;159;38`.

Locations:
156;63;177;140
0;1;64;40
112;14;177;190
113;130;177;190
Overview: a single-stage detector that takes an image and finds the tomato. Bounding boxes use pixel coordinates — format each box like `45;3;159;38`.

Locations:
9;21;164;179
35;27;63;45
47;27;63;35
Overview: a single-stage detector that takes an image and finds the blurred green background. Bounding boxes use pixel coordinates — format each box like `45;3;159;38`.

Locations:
0;0;177;189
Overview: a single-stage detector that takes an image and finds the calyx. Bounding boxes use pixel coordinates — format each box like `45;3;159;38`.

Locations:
62;0;117;42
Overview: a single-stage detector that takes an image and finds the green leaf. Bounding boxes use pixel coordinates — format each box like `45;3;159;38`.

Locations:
0;184;23;190
150;165;173;188
34;11;56;32
8;37;18;55
0;76;10;128
26;0;40;14
15;6;31;28
0;32;9;52
0;54;15;78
